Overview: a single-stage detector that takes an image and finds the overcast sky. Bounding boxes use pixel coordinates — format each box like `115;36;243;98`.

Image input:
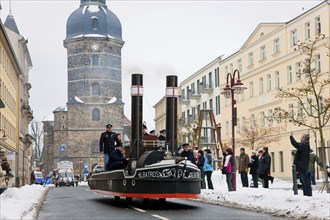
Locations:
0;0;321;132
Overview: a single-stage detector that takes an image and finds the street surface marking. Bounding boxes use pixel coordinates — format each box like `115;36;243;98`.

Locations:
152;214;169;220
130;206;147;213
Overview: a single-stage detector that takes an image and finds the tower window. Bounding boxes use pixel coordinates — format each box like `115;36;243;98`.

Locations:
91;83;100;96
92;108;100;121
91;17;99;30
92;55;99;66
91;140;99;153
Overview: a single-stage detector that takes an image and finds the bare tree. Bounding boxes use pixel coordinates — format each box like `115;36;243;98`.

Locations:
30;120;43;162
275;34;330;193
238;119;280;151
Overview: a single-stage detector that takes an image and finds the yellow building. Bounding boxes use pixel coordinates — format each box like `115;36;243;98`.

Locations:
178;0;330;179
153;96;166;135
0;11;33;186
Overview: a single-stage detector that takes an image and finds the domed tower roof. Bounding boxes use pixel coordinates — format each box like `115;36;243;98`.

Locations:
65;0;122;41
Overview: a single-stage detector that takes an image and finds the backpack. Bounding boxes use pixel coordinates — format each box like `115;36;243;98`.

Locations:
207;154;212;165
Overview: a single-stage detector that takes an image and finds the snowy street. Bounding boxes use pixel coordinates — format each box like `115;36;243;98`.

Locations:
1;171;329;220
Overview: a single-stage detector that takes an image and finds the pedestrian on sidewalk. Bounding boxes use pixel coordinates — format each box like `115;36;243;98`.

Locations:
238;147;250;187
248;151;259;188
223;148;234;191
290;132;312;196
258;147;272;188
203;149;214;190
197;150;206;189
308;149;322;185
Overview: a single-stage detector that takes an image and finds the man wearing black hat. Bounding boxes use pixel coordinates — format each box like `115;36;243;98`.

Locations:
109;144;128;171
180;143;196;165
99;124;120;171
158;129;166;141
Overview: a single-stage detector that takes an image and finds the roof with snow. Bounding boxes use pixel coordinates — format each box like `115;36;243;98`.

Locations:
67;96;85;104
65;0;122;41
53;106;68;113
107;97;124;105
4;12;20;35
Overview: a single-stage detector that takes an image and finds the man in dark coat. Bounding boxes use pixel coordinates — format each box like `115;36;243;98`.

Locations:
248;151;259;188
258;147;271;188
109;145;128;171
197;150;206;189
99;124;120;171
180;143;196;165
290;132;312;196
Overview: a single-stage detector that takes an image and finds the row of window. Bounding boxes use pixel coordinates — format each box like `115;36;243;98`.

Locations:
290;16;322;46
181;67;220;99
0;113;17;142
0;79;17;114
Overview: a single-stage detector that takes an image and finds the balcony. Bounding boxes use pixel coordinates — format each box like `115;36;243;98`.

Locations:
201;84;214;94
179;95;190;105
190;93;201;99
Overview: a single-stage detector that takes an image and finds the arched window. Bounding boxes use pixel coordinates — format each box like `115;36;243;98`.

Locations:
92;55;99;66
91;17;98;30
91;83;100;96
92;108;100;121
91;140;99;153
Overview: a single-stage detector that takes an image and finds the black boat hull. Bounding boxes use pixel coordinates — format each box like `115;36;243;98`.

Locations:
88;162;201;199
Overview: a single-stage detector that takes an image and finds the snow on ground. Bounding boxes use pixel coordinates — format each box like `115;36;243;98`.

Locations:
197;171;330;220
0;174;329;220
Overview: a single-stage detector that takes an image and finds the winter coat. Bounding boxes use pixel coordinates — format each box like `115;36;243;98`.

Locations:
181;149;196;165
258;152;271;177
308;153;322;172
197;154;205;170
248;155;258;175
224;154;232;173
203;153;214;172
238;153;250;173
99;131;119;154
290;136;310;170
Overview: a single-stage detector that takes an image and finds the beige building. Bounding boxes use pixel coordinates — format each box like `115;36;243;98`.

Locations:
177;0;330;179
153;96;166;135
0;11;33;187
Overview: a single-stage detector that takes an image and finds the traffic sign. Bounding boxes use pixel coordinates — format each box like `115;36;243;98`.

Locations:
84;163;88;169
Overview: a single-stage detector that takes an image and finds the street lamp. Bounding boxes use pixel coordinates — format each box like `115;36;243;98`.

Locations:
220;69;246;191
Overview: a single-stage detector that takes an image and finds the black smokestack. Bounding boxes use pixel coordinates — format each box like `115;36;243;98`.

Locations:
165;75;178;155
131;74;143;160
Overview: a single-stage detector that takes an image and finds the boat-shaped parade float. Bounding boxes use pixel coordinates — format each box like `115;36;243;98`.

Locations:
88;74;201;201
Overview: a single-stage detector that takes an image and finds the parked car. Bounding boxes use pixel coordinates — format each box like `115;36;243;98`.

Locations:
92;164;104;173
34;171;45;185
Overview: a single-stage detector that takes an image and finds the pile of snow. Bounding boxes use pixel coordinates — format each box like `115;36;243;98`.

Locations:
197;170;330;219
0;184;48;220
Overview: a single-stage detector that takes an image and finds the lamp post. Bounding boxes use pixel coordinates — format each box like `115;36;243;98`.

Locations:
220;69;246;191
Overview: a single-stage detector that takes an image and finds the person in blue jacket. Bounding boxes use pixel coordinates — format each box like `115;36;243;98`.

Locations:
203;149;214;190
180;143;196;165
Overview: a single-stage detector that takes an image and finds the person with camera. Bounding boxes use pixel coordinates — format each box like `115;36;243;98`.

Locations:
290;132;312;196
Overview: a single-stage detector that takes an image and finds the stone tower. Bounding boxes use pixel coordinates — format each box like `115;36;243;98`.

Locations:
43;0;125;173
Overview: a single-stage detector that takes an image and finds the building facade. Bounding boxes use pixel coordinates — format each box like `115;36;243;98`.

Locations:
179;1;330;179
153;96;166;135
42;0;126;174
0;11;33;186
